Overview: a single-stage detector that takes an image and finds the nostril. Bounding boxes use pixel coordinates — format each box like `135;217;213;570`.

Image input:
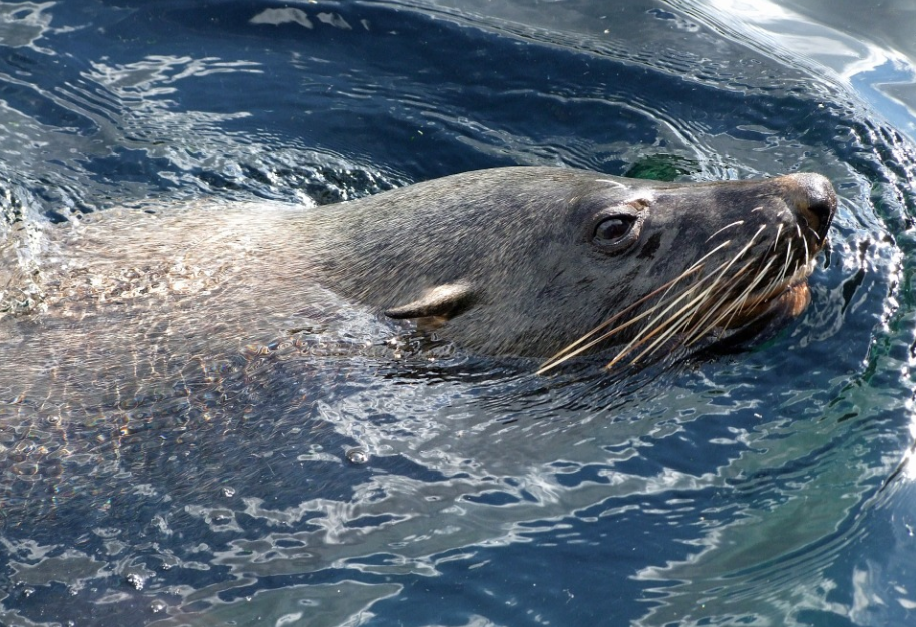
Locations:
807;197;835;237
795;173;837;240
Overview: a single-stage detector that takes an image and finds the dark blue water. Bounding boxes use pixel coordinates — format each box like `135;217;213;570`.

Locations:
0;1;915;626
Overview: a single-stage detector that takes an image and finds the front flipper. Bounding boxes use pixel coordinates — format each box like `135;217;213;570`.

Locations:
384;281;476;319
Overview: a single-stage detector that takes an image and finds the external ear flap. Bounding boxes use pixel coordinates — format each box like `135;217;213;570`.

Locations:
384;282;475;319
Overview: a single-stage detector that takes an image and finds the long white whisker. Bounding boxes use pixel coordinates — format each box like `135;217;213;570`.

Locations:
626;313;700;367
705;220;745;243
539;213;822;375
609;275;735;369
603;228;769;370
687;257;779;343
537;240;743;374
680;260;758;344
774;243;793;287
642;224;767;354
535;266;704;374
605;254;756;369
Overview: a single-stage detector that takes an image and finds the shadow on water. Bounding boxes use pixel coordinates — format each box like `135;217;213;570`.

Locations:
0;1;914;626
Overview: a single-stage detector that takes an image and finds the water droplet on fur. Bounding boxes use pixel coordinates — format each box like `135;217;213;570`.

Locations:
150;599;167;613
346;448;369;464
222;486;236;498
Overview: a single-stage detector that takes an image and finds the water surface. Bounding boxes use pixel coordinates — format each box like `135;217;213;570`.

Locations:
0;1;914;626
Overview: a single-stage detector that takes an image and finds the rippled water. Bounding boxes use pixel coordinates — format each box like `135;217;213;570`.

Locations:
0;1;914;626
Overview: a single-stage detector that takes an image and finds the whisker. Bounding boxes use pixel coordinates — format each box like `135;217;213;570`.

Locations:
610;226;766;365
608;310;695;369
774;243;793;286
680;261;758;345
706;220;745;243
538;273;707;375
678;267;757;347
539;212;819;375
537;240;739;373
606;254;757;368
706;238;802;340
687;257;778;343
608;274;737;369
535;267;703;374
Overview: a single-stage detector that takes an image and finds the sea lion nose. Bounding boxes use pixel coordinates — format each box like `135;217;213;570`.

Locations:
785;173;836;241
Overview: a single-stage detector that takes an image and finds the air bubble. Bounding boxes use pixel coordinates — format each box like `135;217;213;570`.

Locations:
126;573;145;590
346;448;369;464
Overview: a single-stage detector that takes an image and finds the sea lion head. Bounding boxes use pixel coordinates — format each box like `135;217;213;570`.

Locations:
314;167;835;369
541;171;836;371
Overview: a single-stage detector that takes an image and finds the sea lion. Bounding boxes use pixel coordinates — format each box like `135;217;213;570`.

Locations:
2;166;835;390
0;165;835;499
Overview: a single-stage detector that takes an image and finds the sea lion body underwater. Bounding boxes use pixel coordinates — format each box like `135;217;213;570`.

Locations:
8;166;835;380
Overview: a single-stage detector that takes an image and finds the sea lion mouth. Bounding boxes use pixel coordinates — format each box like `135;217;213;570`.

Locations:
685;271;815;362
721;261;815;328
772;281;812;317
756;279;811;318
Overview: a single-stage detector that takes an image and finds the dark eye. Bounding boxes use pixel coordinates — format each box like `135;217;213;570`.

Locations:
593;216;636;245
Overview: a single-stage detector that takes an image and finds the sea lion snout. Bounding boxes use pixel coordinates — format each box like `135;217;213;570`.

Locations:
780;172;837;242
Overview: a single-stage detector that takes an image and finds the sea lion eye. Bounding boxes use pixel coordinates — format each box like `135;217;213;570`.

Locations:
592;215;639;252
594;217;632;242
